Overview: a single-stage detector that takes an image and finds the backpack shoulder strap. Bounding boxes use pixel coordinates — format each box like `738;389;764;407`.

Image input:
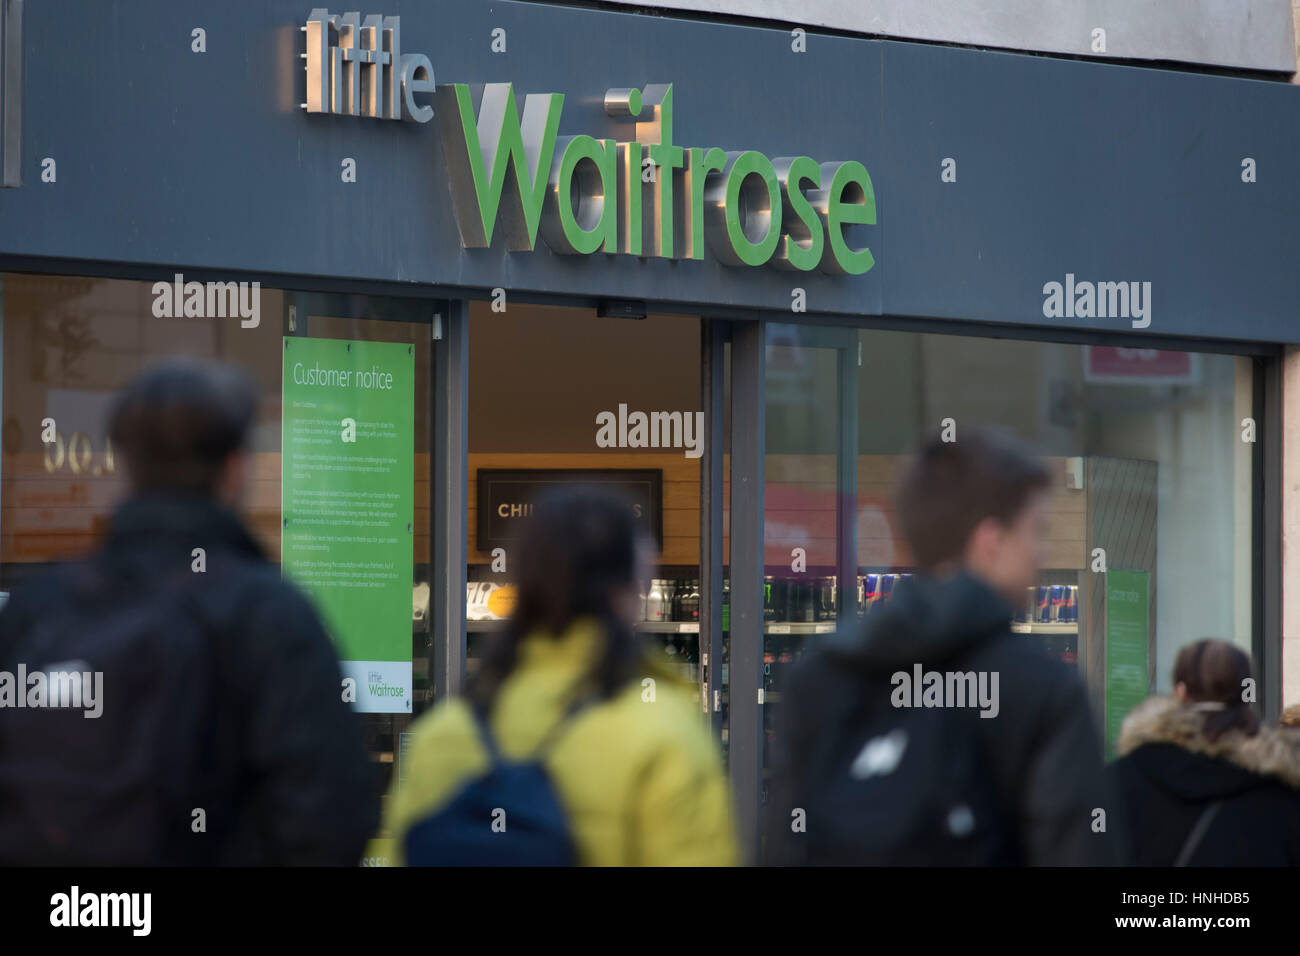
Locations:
1174;800;1222;867
530;692;600;759
468;702;504;768
469;687;600;767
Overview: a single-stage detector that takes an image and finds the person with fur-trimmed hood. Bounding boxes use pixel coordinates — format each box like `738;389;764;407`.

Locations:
1281;704;1300;729
1110;640;1300;866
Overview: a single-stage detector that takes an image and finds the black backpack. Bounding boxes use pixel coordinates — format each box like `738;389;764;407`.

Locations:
0;557;229;865
793;659;1014;866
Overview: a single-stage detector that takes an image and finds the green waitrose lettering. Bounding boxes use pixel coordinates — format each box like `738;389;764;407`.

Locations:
435;82;876;275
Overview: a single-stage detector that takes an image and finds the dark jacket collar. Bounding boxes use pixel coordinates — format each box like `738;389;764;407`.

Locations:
104;491;265;560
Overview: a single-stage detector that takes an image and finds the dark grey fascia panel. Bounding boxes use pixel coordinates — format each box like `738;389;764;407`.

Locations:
877;40;1300;345
593;0;1298;73
0;1;1298;344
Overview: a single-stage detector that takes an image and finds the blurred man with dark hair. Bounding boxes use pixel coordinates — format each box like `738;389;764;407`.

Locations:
766;427;1120;865
0;358;378;865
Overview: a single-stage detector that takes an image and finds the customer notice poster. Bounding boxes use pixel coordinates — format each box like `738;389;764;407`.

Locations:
1104;569;1150;758
281;337;414;713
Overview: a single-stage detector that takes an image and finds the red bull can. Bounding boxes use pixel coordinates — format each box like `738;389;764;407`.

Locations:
1035;586;1050;623
1049;585;1065;623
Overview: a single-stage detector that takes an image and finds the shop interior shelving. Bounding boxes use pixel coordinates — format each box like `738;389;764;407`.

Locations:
1010;622;1078;634
468;619;1073;635
466;619;836;635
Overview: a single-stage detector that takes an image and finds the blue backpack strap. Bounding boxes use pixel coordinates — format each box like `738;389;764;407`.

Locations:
529;691;601;758
468;702;503;767
470;688;601;766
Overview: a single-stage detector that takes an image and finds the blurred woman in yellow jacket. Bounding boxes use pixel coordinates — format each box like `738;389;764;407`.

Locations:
385;488;737;866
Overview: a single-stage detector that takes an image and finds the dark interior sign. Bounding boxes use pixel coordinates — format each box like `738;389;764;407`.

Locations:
476;469;663;551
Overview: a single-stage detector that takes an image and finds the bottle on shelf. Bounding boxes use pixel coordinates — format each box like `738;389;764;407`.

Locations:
646;579;670;622
763;575;779;622
682;578;701;623
814;576;837;621
1061;633;1078;666
792;578;815;623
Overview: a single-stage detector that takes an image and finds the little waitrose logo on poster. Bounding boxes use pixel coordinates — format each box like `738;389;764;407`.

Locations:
299;8;877;276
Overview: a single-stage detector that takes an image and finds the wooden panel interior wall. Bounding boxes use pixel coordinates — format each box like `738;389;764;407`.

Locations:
2;451;1086;574
466;453;1087;570
1;451;433;566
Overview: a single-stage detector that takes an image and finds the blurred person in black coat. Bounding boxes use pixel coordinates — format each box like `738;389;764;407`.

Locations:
0;359;378;865
1110;640;1300;867
765;429;1120;866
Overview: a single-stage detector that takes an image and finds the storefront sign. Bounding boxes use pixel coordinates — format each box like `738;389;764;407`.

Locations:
12;1;1298;341
476;469;662;551
1084;347;1198;385
299;11;874;275
302;9;434;121
1104;569;1150;758
281;336;415;714
436;82;875;274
